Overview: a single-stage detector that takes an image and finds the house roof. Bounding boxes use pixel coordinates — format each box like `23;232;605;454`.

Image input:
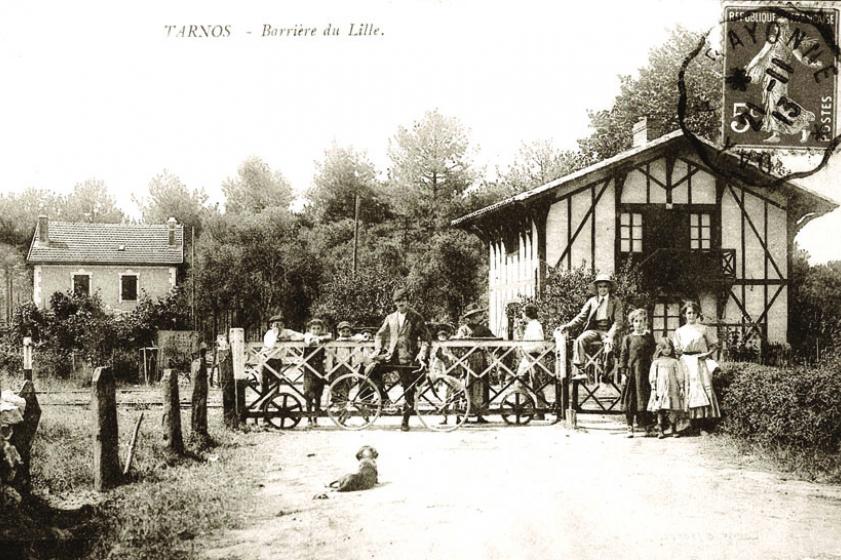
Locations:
452;130;839;227
26;221;185;265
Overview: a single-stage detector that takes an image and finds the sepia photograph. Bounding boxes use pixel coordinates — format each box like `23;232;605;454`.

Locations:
1;1;841;558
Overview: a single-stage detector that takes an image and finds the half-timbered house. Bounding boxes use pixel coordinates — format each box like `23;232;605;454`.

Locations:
452;121;838;351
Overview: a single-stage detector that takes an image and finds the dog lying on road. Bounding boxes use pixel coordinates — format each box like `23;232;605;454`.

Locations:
329;445;379;492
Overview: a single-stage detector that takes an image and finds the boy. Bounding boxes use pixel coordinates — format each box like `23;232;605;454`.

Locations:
303;318;332;427
261;314;304;394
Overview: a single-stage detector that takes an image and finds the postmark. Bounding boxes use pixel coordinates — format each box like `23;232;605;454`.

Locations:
678;3;841;188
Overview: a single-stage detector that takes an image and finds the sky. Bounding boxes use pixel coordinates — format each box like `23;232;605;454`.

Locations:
2;0;840;262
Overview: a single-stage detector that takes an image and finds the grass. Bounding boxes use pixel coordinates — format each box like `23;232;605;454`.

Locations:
708;433;841;484
25;401;268;560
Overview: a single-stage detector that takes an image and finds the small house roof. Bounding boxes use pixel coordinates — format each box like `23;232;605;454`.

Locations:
452;130;839;228
26;221;184;265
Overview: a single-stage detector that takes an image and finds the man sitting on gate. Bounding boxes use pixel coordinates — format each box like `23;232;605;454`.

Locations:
367;287;431;432
557;273;625;381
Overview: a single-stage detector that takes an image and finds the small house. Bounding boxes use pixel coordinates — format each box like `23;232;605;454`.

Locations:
452;122;838;349
26;216;184;312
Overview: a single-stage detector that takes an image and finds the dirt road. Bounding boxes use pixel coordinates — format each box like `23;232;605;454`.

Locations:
201;417;841;560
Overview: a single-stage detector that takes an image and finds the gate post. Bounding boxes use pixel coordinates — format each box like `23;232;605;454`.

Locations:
555;332;576;429
229;328;247;425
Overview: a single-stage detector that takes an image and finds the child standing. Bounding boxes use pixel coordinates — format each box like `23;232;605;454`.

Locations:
647;337;686;439
619;308;655;438
303;318;332;427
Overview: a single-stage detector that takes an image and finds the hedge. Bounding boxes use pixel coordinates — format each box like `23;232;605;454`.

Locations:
718;358;841;453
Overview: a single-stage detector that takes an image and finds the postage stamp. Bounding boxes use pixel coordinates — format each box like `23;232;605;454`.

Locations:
723;5;838;150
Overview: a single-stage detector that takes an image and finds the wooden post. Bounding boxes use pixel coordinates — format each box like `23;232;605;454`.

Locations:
190;349;209;443
123;413;144;476
230;328;247;424
92;367;121;491
22;337;33;382
235;379;249;425
219;349;238;429
10;380;41;495
160;368;184;455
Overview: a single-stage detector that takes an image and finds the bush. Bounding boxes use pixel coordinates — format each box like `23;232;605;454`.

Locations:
719;358;841;453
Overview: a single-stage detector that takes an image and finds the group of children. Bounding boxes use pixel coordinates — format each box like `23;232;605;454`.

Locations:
262;315;370;427
619;301;721;439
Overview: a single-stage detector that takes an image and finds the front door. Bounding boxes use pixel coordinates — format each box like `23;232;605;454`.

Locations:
643;208;689;288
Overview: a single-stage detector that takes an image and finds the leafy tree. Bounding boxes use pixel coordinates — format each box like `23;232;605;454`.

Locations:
307;144;390;223
578;26;722;161
0;188;64;251
789;247;841;361
222;157;293;214
387;109;476;227
501;140;592;194
311;267;404;328
135;170;209;234
62;179;124;223
406;230;486;321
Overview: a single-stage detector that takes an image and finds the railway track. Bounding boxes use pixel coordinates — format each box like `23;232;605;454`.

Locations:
35;389;224;409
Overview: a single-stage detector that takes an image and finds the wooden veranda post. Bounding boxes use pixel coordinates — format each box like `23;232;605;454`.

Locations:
92;367;121;491
161;368;184;455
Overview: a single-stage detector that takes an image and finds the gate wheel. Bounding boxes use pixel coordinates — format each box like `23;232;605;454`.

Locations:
500;390;535;425
262;392;302;430
327;373;382;431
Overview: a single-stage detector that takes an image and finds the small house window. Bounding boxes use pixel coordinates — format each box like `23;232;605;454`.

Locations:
690;213;711;249
120;274;138;302
619;212;643;253
72;274;90;297
652;301;681;338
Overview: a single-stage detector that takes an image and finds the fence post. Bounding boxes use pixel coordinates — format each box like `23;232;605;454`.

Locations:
92;367;121;491
190;348;209;445
22;337;33;382
10;380;41;495
161;368;184;455
229;328;247;425
219;349;238;430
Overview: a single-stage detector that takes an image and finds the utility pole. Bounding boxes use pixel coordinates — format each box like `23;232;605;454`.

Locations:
191;225;196;330
352;194;361;277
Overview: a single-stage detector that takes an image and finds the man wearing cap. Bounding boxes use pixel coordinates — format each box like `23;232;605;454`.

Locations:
369;287;431;431
261;313;304;394
557;274;625;379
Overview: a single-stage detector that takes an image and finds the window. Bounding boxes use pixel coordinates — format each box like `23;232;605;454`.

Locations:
652;301;681;338
120;274;138;302
619;212;643;253
72;274;90;297
690;213;711;249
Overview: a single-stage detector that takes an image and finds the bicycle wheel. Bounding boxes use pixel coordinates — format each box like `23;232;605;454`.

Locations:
327;373;382;430
415;375;471;432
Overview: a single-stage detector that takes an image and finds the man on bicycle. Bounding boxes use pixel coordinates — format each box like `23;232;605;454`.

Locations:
368;287;431;431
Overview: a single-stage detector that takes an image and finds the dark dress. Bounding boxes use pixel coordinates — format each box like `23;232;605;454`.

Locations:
619;332;655;415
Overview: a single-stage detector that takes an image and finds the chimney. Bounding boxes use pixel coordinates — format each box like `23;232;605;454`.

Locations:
167;217;177;246
38;215;49;243
632;118;649;148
